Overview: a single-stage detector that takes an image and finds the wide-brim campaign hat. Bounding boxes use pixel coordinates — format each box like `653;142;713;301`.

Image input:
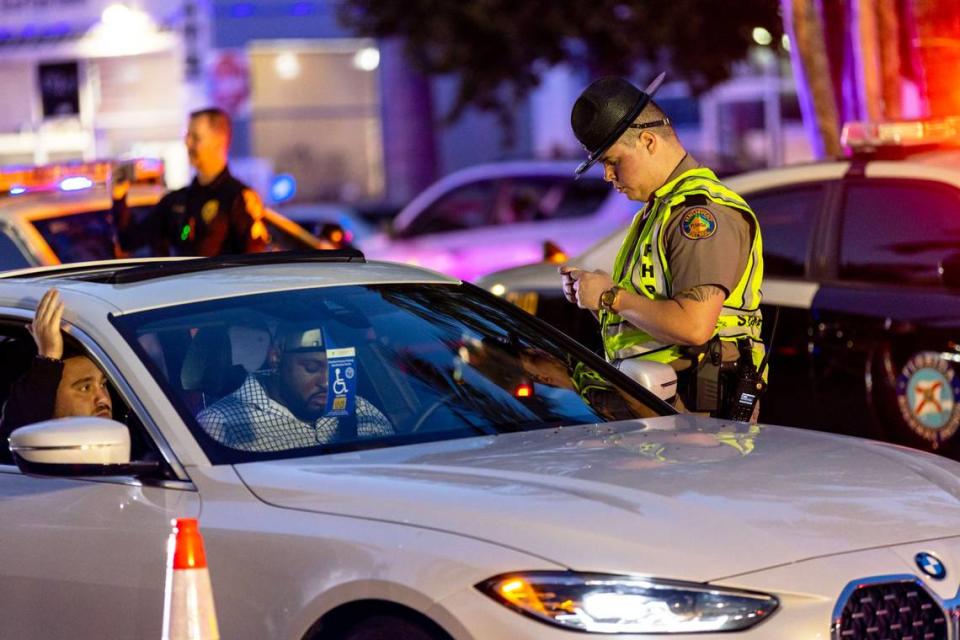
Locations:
571;72;666;178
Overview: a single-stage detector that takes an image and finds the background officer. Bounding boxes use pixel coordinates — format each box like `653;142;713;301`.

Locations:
111;107;269;257
560;75;765;417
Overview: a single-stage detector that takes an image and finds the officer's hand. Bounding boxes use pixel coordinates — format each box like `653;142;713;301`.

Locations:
559;265;582;304
573;270;614;311
28;288;64;360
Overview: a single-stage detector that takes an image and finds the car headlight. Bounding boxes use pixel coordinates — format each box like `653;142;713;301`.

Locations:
476;572;778;633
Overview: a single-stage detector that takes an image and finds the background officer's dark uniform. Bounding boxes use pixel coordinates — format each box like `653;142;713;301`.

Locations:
113;167;268;257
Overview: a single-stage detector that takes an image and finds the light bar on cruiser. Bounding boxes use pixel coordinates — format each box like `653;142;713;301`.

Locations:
841;117;960;150
0;158;164;197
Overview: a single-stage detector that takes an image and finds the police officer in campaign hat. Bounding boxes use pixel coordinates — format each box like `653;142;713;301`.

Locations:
111;107;269;257
560;74;766;419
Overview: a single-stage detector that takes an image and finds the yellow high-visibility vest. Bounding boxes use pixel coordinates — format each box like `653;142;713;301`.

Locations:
600;167;765;369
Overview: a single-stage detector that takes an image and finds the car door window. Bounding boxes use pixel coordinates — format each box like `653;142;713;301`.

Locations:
839;181;960;286
0;317;166;468
494;176;610;224
31;210;116;262
747;184;824;277
493;178;557;225
403;180;497;237
31;206;153;263
0;324;41;464
551;177;610;219
0;230;31;270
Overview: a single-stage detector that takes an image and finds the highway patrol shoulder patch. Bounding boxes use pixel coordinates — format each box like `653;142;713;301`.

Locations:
679;207;718;240
895;351;960;446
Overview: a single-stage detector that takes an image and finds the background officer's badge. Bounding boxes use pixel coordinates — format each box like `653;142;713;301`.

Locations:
896;351;960;445
680;207;718;240
200;200;219;224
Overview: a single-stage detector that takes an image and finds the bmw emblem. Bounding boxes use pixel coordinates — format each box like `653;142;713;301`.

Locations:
915;552;947;580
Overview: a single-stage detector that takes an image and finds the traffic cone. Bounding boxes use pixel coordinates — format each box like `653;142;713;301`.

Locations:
162;518;220;640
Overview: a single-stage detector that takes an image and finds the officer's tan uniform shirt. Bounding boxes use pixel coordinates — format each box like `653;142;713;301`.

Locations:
634;154;755;368
645;154;753;298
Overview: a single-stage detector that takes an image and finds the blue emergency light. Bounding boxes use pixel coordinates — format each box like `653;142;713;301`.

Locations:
270;174;297;203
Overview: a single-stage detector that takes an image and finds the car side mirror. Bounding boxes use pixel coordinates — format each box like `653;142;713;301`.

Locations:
616;359;678;403
940;252;960;289
9;416;160;478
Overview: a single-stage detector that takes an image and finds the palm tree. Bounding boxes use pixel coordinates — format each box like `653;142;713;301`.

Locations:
782;0;841;157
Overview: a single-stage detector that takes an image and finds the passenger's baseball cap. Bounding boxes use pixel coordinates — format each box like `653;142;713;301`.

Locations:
571;72;666;178
273;322;325;353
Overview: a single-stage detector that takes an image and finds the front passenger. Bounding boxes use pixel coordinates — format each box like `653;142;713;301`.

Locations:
197;322;391;452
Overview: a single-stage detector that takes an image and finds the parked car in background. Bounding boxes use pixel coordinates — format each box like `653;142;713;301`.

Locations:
479;118;960;460
0;159;329;269
357;161;635;282
1;252;959;640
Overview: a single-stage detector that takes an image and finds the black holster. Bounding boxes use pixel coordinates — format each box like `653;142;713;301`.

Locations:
677;337;723;414
679;338;765;419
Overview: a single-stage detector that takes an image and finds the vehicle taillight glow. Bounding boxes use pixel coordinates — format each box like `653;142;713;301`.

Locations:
543;240;568;264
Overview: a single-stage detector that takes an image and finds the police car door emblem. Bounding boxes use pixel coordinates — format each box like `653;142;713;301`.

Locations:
896;351;960;445
915;552;947;580
680;208;717;240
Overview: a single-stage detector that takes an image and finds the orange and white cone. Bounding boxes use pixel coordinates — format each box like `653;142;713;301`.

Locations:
162;518;220;640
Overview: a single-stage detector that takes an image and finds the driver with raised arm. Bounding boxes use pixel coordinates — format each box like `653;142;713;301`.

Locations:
197;323;391;451
0;289;113;447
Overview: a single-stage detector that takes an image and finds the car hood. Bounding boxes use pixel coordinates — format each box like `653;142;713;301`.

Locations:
235;416;960;581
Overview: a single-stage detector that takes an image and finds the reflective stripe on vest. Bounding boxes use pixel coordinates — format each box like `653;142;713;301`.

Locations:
600;167;764;366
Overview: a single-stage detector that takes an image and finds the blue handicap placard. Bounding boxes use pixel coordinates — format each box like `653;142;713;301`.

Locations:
325;347;357;417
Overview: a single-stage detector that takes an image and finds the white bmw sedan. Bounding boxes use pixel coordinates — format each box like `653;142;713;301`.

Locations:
0;251;957;640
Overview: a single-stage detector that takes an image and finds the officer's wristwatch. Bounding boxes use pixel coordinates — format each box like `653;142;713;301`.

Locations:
599;286;622;312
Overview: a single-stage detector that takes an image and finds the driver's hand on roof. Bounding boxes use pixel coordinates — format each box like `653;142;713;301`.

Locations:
28;288;64;360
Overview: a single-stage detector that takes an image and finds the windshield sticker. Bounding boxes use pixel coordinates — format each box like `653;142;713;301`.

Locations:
325;347;357;418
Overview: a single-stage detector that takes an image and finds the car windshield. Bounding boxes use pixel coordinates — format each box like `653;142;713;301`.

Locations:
112;283;664;463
